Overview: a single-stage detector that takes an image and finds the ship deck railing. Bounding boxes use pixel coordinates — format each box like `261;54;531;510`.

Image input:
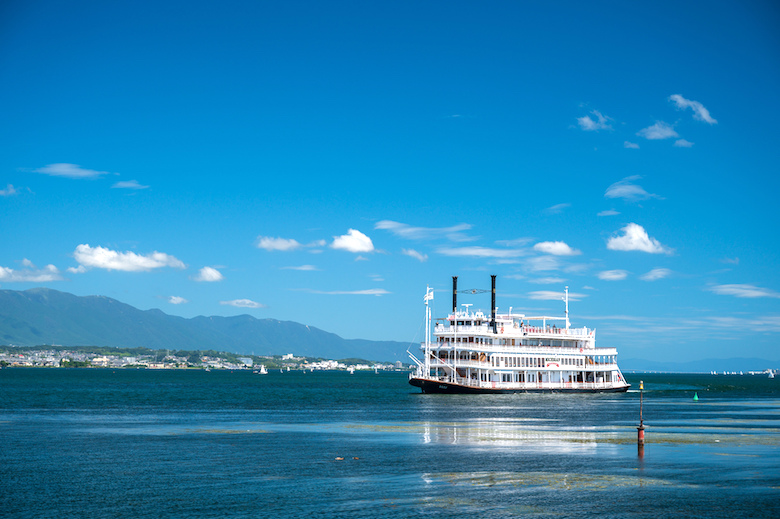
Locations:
426;345;618;356
431;360;620;370
435;324;594;337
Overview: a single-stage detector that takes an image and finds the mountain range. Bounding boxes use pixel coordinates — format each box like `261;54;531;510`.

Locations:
0;288;410;362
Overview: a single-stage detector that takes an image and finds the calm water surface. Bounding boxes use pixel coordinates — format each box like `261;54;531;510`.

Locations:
1;368;778;518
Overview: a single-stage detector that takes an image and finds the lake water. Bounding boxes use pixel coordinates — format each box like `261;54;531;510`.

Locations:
1;368;778;518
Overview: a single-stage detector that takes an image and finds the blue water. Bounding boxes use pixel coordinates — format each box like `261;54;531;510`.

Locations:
1;369;778;518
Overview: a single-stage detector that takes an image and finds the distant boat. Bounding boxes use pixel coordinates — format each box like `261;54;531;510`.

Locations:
349;367;354;374
770;371;775;379
254;365;268;375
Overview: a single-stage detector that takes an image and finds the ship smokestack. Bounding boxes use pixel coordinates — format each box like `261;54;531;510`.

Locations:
452;276;458;313
491;275;497;333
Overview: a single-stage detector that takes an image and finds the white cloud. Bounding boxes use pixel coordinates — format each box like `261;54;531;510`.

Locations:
533;241;581;256
605;176;661;201
112;180;149;190
256;236;302;251
544;203;570;214
73;244;186;272
624;141;640;149
220;299;265;308
194;266;223;282
331;229;374;253
0;262;63;282
598;209;620;216
673;139;694;148
708;284;780;299
607;223;672;254
524;255;561;272
0;184;17;196
168;296;188;305
374;220;472;241
437;246;528;259
67;265;87;274
307;288;390;296
669;94;717;124
577;110;612;131
529;277;566;284
598;270;629;281
640;268;672;281
33;163;111;179
281;265;319;271
637;121;679;140
528;290;586;301
402;249;428;262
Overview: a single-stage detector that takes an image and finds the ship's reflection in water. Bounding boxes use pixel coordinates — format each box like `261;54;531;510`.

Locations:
419;419;614;454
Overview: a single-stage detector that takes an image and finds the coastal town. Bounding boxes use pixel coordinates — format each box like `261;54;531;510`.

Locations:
0;346;407;372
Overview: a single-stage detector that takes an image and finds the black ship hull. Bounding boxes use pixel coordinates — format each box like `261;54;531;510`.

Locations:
409;377;630;394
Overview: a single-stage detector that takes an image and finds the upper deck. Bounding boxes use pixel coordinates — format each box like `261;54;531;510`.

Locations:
435;310;595;340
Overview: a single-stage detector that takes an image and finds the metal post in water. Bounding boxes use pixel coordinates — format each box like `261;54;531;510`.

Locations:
637;380;645;458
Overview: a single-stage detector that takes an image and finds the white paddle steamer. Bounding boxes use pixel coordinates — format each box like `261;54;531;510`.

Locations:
409;276;630;393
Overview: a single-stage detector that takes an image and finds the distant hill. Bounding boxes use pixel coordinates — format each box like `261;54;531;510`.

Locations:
0;288;410;362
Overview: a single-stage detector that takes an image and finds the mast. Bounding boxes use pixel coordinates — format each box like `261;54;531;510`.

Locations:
564;286;570;329
424;285;433;377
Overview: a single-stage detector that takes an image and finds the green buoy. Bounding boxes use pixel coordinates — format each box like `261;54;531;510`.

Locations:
693;392;699;401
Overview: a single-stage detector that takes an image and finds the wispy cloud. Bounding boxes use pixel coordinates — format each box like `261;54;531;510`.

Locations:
33;163;112;179
112;180;149;190
607;223;672;254
669;94;717;124
437;246;528;259
636;121;678;140
533;241;581;256
281;265;320;271
528;290;586;301
374;220;472;241
331;229;374;253
305;288;390;296
73;244;186;272
0;184;17;196
598;209;620;216
605;176;661;201
624;141;640;149
194;266;224;282
577;110;612;131
708;284;780;299
598;269;629;281
256;236;302;251
168;296;188;305
529;277;566;284
640;268;672;281
402;249;428;262
220;299;265;308
544;203;570;215
0;261;63;282
673;139;694;148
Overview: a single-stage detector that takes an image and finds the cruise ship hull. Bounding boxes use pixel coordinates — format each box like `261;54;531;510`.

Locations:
409;377;630;394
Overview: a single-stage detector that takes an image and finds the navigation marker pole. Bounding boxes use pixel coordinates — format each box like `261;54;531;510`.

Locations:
637;380;645;458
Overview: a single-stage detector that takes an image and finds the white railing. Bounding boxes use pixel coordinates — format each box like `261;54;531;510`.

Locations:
425;344;616;356
430;360;618;371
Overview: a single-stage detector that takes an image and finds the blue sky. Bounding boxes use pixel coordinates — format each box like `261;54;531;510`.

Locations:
2;0;779;363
